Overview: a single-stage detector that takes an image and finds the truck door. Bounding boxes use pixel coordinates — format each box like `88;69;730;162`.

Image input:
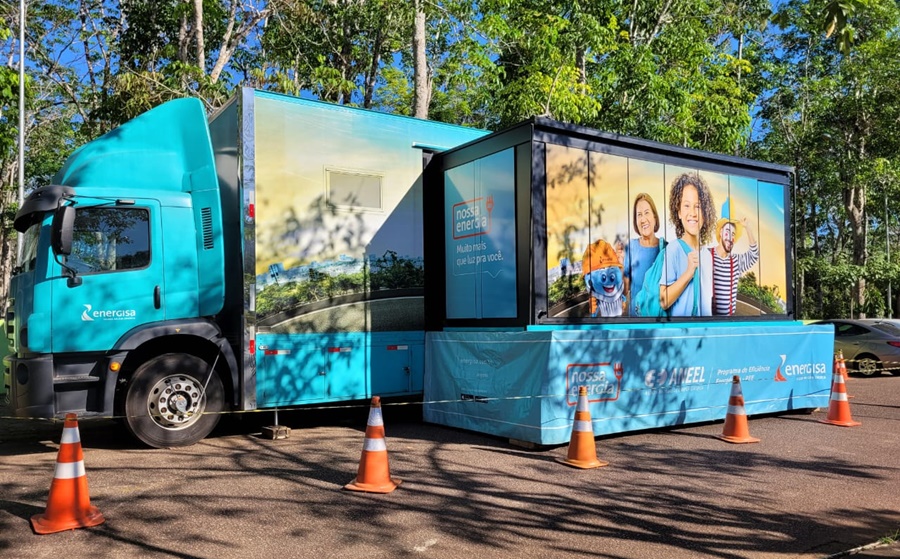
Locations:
49;203;164;353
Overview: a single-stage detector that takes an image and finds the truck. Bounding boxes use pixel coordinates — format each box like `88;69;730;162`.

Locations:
4;88;488;447
5;88;835;449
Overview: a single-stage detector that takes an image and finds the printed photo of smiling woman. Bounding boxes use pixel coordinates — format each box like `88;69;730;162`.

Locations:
624;193;663;316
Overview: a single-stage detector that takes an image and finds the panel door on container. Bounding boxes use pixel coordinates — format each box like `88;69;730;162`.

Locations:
323;343;367;401
370;343;415;396
256;338;326;406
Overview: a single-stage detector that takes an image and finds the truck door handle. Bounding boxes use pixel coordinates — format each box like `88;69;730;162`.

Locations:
154;286;161;309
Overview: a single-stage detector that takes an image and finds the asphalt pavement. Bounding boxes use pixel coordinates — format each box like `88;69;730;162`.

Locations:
1;373;899;559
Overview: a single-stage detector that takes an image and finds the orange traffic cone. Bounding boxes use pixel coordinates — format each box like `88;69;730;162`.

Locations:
345;397;401;493
836;352;854;398
31;414;105;534
557;386;608;469
717;376;760;444
836;351;848;380
819;368;861;427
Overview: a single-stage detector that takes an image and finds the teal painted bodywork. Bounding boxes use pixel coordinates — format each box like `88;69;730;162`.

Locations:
52;98;225;320
26;99;224;355
5;97;227;419
425;322;836;445
255;331;425;406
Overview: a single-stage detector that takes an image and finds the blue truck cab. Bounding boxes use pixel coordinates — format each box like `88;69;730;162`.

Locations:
6;99;239;447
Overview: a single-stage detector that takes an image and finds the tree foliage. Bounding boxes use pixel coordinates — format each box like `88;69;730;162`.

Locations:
1;0;899;320
759;0;900;318
0;18;23;301
260;0;410;107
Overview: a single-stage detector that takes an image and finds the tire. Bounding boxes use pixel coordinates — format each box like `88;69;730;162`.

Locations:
124;353;224;448
855;354;882;377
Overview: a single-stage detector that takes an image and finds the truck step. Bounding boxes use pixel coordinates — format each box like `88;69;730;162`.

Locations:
53;375;100;384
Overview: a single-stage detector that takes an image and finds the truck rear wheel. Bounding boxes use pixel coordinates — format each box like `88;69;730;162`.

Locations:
124;353;224;448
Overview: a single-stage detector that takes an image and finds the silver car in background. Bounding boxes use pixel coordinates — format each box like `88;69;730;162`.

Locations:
812;319;900;376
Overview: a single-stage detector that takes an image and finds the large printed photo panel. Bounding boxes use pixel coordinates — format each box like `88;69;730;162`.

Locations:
544;145;631;318
544;141;789;321
544;143;591;318
251;93;488;333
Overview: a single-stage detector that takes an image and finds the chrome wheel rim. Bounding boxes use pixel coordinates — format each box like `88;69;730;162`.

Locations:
147;374;206;429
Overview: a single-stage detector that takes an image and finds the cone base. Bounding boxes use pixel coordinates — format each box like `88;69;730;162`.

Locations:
556;457;609;469
716;434;760;444
819;418;861;427
30;507;105;535
344;478;402;494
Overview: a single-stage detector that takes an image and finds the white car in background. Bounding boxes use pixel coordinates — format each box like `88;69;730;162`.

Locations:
812;319;900;376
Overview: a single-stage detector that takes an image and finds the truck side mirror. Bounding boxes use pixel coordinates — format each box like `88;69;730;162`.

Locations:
51;206;82;287
51;206;75;256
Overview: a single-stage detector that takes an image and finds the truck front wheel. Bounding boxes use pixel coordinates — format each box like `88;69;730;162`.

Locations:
124;353;224;448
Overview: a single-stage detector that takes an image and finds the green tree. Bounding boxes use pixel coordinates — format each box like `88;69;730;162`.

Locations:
0;1;273;301
373;0;495;127
0;20;22;301
260;0;410;107
466;0;767;152
759;0;900;318
99;0;272;122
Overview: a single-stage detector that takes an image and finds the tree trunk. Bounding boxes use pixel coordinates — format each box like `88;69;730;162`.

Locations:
576;48;586;90
0;154;18;304
177;12;189;62
412;0;429;119
363;27;384;109
194;0;205;70
854;277;866;319
0;236;12;306
209;3;271;84
812;198;823;316
844;182;867;317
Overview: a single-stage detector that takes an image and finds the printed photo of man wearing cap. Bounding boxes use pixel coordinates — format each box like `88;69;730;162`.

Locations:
711;198;759;315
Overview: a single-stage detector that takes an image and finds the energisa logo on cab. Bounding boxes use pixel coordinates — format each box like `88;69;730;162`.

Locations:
82;304;137;322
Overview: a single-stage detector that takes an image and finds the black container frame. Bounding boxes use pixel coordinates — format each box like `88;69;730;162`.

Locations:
424;117;794;330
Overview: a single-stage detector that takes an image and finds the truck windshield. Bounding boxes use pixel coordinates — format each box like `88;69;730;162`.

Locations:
16;222;41;273
65;207;150;274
